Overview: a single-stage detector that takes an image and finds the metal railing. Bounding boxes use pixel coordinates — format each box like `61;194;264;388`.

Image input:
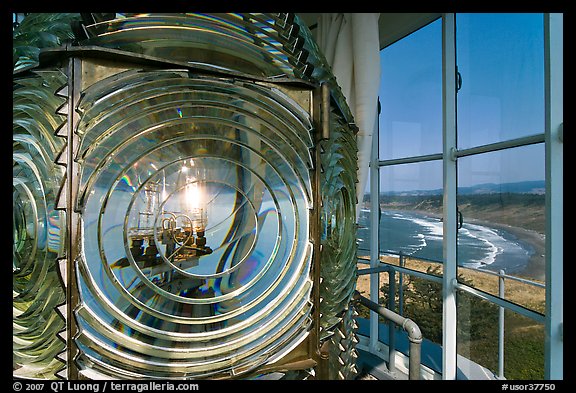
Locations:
352;290;422;380
356;250;546;380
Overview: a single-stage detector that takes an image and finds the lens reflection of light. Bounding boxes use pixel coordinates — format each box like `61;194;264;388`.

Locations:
119;174;137;192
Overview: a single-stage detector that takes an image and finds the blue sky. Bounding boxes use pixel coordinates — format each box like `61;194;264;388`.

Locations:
376;13;545;193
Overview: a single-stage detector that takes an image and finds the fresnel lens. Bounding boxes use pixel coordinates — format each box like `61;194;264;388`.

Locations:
13;13;359;380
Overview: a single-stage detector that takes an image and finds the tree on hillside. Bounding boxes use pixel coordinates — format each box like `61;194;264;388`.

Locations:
379;265;498;345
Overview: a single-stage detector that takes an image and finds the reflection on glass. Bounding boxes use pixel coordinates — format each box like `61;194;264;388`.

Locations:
355;189;371;308
456;13;544;149
79;13;336;84
357;190;371;261
456;143;546;379
369;160;445;346
392;264;443;346
379;18;442;160
12;13;81;72
319;119;358;335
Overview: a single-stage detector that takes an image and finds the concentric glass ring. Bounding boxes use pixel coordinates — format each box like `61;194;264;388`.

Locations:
13;70;67;379
74;70;314;378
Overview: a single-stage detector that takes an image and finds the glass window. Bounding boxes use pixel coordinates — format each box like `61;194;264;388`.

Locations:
455;13;547;379
456;13;544;149
379;160;443;271
456;290;545;379
357;186;371;261
379;19;442;160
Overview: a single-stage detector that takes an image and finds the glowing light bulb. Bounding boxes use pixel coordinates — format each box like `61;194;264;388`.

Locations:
184;180;207;232
186;181;202;210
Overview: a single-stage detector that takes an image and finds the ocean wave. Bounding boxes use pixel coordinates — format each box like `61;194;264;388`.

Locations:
410;216;443;238
378;211;530;270
459;224;503;266
415;233;427;249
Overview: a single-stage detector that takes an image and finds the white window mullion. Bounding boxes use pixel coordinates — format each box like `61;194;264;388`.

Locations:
441;12;458;381
369;102;381;353
544;12;563;380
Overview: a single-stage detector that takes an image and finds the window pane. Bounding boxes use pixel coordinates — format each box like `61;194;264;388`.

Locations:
456;13;544;149
379;160;443;272
457;290;545;379
456;144;545;309
379;19;442;160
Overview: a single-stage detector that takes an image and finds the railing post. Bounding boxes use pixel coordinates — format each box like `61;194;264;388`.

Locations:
498;269;505;379
398;252;404;316
388;268;396;374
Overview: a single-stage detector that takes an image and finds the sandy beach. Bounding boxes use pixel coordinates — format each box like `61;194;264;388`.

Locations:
466;218;546;282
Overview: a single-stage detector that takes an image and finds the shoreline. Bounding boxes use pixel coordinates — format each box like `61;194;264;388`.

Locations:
366;207;546;282
464;217;545;282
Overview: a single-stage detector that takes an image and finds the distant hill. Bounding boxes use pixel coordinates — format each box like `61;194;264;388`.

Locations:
371;180;546;233
457;180;546;195
379;180;546;197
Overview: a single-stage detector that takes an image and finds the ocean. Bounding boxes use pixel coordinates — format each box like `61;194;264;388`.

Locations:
357;209;535;275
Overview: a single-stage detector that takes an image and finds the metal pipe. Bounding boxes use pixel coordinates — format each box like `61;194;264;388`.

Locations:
353;291;422;380
498;270;505;379
358;265;443;285
467;266;545;288
398;252;404;317
453;279;545;324
388;269;396;373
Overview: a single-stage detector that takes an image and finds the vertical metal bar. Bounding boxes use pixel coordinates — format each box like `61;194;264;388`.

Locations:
369;97;380;354
311;84;327;379
66;57;82;380
321;83;331;140
409;340;422;380
388;269;396;374
544;12;563;380
442;12;458;380
398;251;404;316
498;270;505;379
